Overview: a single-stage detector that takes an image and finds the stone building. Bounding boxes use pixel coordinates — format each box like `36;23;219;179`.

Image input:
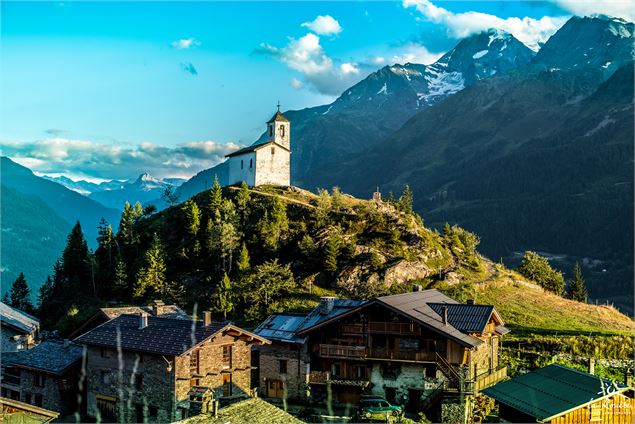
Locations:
74;312;269;422
0;302;39;352
0;339;83;416
225;109;291;187
67;299;188;339
255;289;509;422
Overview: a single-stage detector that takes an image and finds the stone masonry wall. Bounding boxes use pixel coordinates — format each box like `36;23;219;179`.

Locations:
18;367;77;415
258;343;307;401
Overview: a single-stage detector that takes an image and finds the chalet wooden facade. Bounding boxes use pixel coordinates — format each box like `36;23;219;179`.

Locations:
255;288;509;422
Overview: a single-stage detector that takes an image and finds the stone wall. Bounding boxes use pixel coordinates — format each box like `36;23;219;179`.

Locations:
17;366;79;416
254;144;290;187
85;347;175;423
227;152;256;187
258;343;307;401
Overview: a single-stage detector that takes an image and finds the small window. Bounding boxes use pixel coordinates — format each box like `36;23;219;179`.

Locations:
222;345;232;367
190;378;200;387
249;158;253;169
355;365;366;379
149;406;158;419
279;360;287;374
134;374;143;390
24;393;32;405
271;147;275;155
190;350;199;374
34;394;43;407
33;373;45;388
279;125;285;137
100;370;110;384
241;160;244;170
269;125;273;137
100;347;110;358
331;363;341;377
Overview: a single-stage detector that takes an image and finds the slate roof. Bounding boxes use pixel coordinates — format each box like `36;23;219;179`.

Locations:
225;141;290;158
0;302;39;334
255;299;365;343
2;340;83;375
428;303;495;333
267;111;290;123
176;397;302;424
75;314;267;356
482;364;632;422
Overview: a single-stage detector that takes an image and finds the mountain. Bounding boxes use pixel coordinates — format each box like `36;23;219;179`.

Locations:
1;186;71;298
88;173;184;210
172;160;230;205
41;175;128;195
191;29;534;191
309;16;634;313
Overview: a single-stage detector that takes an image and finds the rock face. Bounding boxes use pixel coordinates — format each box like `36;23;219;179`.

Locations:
384;261;431;287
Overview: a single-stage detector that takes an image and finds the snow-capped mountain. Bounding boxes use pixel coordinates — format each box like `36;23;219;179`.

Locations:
41;175;128;195
88;173;185;210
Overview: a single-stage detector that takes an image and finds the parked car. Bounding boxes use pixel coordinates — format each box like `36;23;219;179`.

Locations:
357;396;403;421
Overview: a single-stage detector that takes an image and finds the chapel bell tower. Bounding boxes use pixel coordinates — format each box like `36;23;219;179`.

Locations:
267;102;290;150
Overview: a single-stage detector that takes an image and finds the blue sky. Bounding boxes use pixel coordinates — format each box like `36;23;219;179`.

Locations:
1;1;631;181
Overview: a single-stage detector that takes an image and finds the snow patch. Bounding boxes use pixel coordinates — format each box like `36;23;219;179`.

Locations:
472;50;488;59
609;24;631;38
419;67;465;104
322;105;333;115
602;61;612;69
377;83;388;95
585;115;616;137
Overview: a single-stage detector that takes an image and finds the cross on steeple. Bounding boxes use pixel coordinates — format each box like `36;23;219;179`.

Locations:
277;100;281;112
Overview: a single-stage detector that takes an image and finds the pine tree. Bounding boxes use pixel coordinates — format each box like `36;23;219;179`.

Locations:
237;243;250;274
324;235;340;273
209;175;223;216
568;262;588;302
388;191;396;206
62;221;93;296
331;187;343;212
37;276;54;312
236;181;251;225
315;189;331;227
517;251;565;295
397;184;414;214
134;233;168;299
183;199;201;237
7;273;34;313
95;218;116;298
212;273;234;320
118;202;143;250
113;256;128;298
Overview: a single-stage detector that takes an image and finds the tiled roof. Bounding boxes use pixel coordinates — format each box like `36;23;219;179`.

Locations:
376;290;484;347
2;340;83;375
266;111;290;123
75;314;267;356
176;397;302;424
428;303;494;333
0;302;39;334
482;364;631;421
225;141;290;158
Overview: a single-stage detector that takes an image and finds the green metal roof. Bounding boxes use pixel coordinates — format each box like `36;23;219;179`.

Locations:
481;364;631;422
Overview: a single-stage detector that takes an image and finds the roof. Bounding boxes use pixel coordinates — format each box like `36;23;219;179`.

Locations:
482;364;632;422
255;299;365;343
375;290;485;347
2;340;83;375
0;397;60;422
428;303;497;333
267;111;290;123
225;141;290;158
74;314;268;356
176;397;302;424
0;302;39;334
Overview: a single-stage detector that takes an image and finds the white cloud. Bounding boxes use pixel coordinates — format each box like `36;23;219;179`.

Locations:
403;0;568;51
371;56;386;65
555;0;635;22
301;15;343;36
1;138;241;180
389;43;444;65
290;78;303;89
171;38;200;49
340;62;360;75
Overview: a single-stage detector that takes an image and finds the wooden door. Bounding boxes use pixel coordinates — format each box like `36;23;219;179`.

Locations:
96;397;117;422
223;373;232;397
407;389;422;414
267;379;285;398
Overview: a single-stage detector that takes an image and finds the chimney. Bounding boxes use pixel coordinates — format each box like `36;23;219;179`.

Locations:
588;358;595;375
441;306;448;326
139;312;149;329
152;299;165;316
466;299;475;305
320;297;335;315
412;284;422;292
203;311;212;327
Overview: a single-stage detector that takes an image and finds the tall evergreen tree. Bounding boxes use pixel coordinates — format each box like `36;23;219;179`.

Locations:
134;233;168;299
324;235;340;273
568;262;588;302
95;218;116;297
236;181;251;225
7;273;34;313
397;184;414;214
183;199;201;255
208;175;223;216
212;273;234;320
118;202;143;254
237;242;251;275
37;276;54;313
62;222;93;296
113;256;128;299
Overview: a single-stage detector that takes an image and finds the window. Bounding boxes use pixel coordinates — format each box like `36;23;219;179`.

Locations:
271;147;275;155
148;406;159;419
33;373;45;387
190;350;199;374
279;360;287;374
96;397;117;422
24;393;32;405
135;404;144;423
190;378;200;387
100;370;110;384
34;394;43;407
222;373;232;397
222;345;232;368
269;125;273;137
331;363;341;377
355;365;366;379
279;125;285;137
241;160;244;170
137;353;144;363
134;374;143;390
100;347;110;358
249;158;253;169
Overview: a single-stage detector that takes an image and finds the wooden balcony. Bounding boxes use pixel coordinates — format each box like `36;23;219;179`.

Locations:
367;348;435;362
474;366;507;392
341;324;363;335
318;344;366;359
368;321;421;335
308;371;370;387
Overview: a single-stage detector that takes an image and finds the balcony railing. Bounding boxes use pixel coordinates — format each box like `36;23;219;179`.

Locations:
318;344;366;359
367;348;435;362
308;371;369;387
474;366;507;392
368;321;421;335
341;324;363;335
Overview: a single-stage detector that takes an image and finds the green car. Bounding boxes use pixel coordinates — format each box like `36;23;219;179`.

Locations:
358;396;403;421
